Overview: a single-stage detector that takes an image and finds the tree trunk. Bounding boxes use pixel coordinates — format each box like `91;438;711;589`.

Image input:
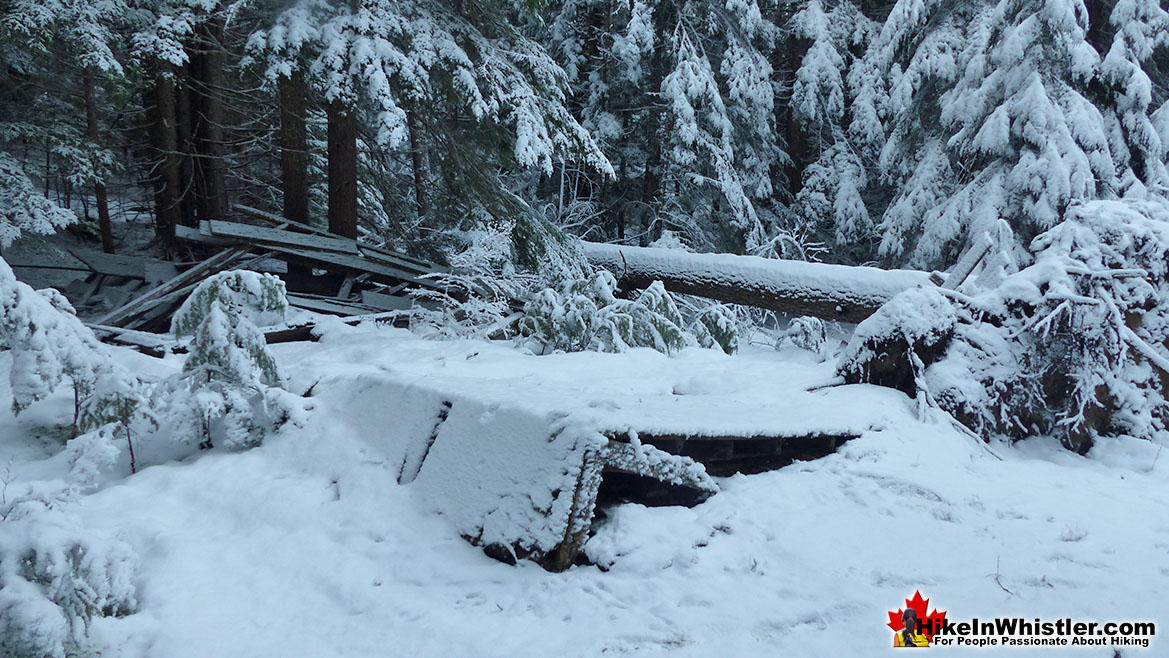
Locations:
784;35;810;198
327;99;358;238
196;13;227;221
639;3;672;246
581;241;934;323
146;65;183;255
84;68;116;253
279;69;309;225
44;139;51;198
175;62;198;228
407;110;429;219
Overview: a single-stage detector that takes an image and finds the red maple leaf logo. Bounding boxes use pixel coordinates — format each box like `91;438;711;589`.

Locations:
887;590;947;641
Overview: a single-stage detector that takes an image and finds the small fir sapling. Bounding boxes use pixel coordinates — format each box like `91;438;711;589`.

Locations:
76;370;156;475
622;281;689;354
168;270;290;449
409;226;538;340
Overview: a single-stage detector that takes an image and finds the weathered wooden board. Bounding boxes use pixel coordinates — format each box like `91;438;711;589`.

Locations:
286;293;381;316
268;244;438;289
175;224;234;247
233;203;445;274
4;251;90;271
67;248;175;280
360;289;413;311
87;323;185;357
358;244;447;275
145;260;179;285
205;220;361;256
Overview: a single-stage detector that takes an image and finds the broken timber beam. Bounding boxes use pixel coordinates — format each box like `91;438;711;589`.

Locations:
582;242;935;323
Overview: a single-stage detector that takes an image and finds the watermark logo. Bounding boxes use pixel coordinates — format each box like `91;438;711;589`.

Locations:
884;591;1155;649
887;590;947;647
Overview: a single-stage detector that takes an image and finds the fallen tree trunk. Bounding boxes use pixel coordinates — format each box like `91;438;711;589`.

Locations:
582;242;934;323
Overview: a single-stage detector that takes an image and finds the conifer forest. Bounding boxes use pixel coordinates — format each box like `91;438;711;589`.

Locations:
1;0;1168;656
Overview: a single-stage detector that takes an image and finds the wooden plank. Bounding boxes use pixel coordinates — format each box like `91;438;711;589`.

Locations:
942;232;992;290
176;223;234;247
77;274;107;305
145;260;179;285
205;220;361;256
267;244;439;289
286;293;380;316
263;323;317;345
369;282;410;296
234;203;331;237
234;203;443;273
336;272;363;299
360;289;414;311
4;252;91;271
358;243;447;275
86;323;186;358
67;248;149;279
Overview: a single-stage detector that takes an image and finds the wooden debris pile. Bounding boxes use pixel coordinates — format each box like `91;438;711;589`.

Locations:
51;204;450;335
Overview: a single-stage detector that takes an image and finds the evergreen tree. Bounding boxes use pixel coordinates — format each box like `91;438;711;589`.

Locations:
167;270;291;449
542;0;793;255
853;0;1169;268
0;258;113;418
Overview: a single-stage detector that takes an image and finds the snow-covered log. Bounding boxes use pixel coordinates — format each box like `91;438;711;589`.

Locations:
582;242;935;323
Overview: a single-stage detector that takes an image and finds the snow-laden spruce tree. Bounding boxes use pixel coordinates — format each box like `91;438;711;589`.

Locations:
0;155;75;248
852;0;1169;269
166;270;293;449
791;0;877;262
1098;0;1169;194
0;258;114;428
6;0;127;239
542;0;794;256
0;481;138;658
0;0;127;249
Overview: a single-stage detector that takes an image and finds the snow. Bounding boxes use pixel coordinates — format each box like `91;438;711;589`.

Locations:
1;322;1167;656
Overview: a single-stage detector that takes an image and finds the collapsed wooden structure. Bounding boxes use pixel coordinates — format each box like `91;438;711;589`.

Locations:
19;204;448;334
321;370;864;572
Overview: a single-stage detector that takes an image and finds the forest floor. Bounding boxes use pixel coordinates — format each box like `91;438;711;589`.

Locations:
1;321;1167;657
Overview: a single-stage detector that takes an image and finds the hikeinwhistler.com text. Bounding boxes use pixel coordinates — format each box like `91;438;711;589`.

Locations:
920;618;1156;648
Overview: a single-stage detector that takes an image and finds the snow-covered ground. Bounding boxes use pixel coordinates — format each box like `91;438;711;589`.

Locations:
2;322;1167;657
